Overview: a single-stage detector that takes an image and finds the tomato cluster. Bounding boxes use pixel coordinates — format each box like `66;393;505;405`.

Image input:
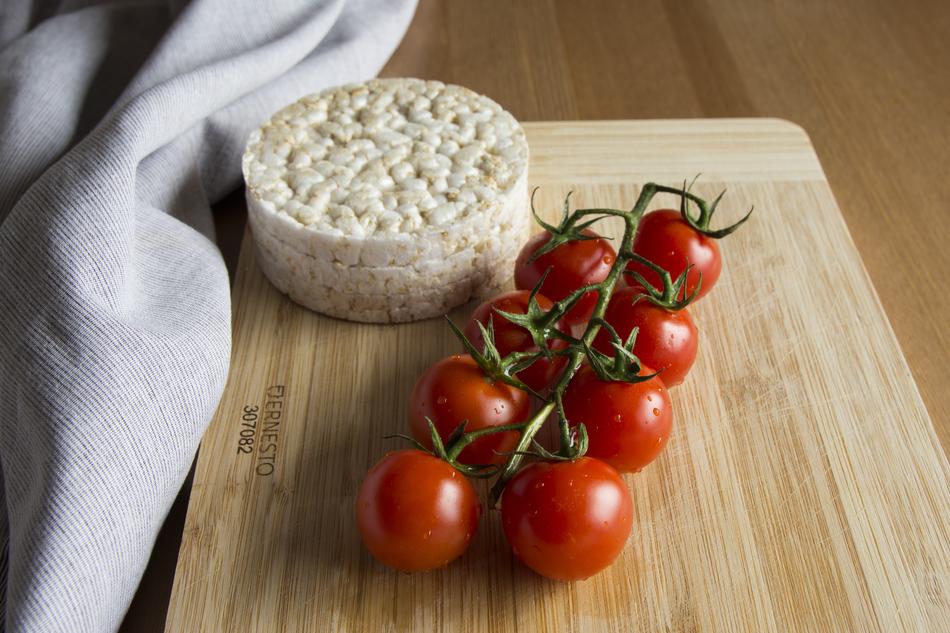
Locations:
357;187;745;580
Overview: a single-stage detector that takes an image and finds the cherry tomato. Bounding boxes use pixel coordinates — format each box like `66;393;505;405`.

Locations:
501;457;633;580
409;355;529;465
464;290;569;393
628;209;721;301
592;285;698;386
563;364;673;473
357;450;479;572
514;229;616;328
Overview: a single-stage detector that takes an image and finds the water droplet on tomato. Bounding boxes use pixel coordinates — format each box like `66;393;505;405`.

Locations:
603;255;612;265
437;396;447;405
652;407;660;416
614;414;622;424
646;395;653;402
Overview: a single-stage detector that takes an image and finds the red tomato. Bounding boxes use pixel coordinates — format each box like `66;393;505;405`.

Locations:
592;285;698;386
628;209;721;301
464;290;569;392
501;457;633;580
514;229;616;327
563;364;673;473
409;355;529;465
357;450;479;572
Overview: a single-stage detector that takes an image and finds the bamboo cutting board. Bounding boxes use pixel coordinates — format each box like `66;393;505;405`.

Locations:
165;119;950;632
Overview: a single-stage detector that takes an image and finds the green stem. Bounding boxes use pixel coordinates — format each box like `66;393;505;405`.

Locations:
487;401;556;502
545;283;601;322
554;390;572;454
445;421;531;462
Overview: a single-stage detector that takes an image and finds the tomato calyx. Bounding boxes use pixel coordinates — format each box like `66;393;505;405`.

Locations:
520;424;589;464
673;176;754;239
491;271;580;359
388;416;522;479
445;316;544;398
526;189;610;262
582;318;660;384
623;253;700;311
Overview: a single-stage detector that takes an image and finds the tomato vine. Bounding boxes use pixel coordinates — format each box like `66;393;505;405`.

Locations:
359;176;753;577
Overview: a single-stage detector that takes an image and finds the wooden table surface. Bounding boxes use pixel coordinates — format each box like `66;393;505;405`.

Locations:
121;1;950;630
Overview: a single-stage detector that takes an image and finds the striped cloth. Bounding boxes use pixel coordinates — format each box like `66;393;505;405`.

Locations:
0;1;416;630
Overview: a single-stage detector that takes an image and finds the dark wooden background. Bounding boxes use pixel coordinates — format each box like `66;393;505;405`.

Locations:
121;1;950;630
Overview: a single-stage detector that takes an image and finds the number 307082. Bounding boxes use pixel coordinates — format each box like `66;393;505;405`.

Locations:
237;405;259;454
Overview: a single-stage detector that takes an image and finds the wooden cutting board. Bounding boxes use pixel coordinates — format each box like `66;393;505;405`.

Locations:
165;119;950;632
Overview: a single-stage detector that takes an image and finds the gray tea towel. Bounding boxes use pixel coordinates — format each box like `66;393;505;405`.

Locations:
0;0;417;630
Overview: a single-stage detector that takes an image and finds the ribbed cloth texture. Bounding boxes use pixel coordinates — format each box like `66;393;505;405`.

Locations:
0;1;416;630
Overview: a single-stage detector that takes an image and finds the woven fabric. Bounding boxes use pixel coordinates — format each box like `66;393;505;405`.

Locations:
0;1;416;629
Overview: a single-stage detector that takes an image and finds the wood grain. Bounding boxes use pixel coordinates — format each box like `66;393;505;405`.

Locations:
164;120;950;632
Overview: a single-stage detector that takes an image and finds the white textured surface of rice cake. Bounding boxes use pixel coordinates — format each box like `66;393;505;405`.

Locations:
243;78;530;322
